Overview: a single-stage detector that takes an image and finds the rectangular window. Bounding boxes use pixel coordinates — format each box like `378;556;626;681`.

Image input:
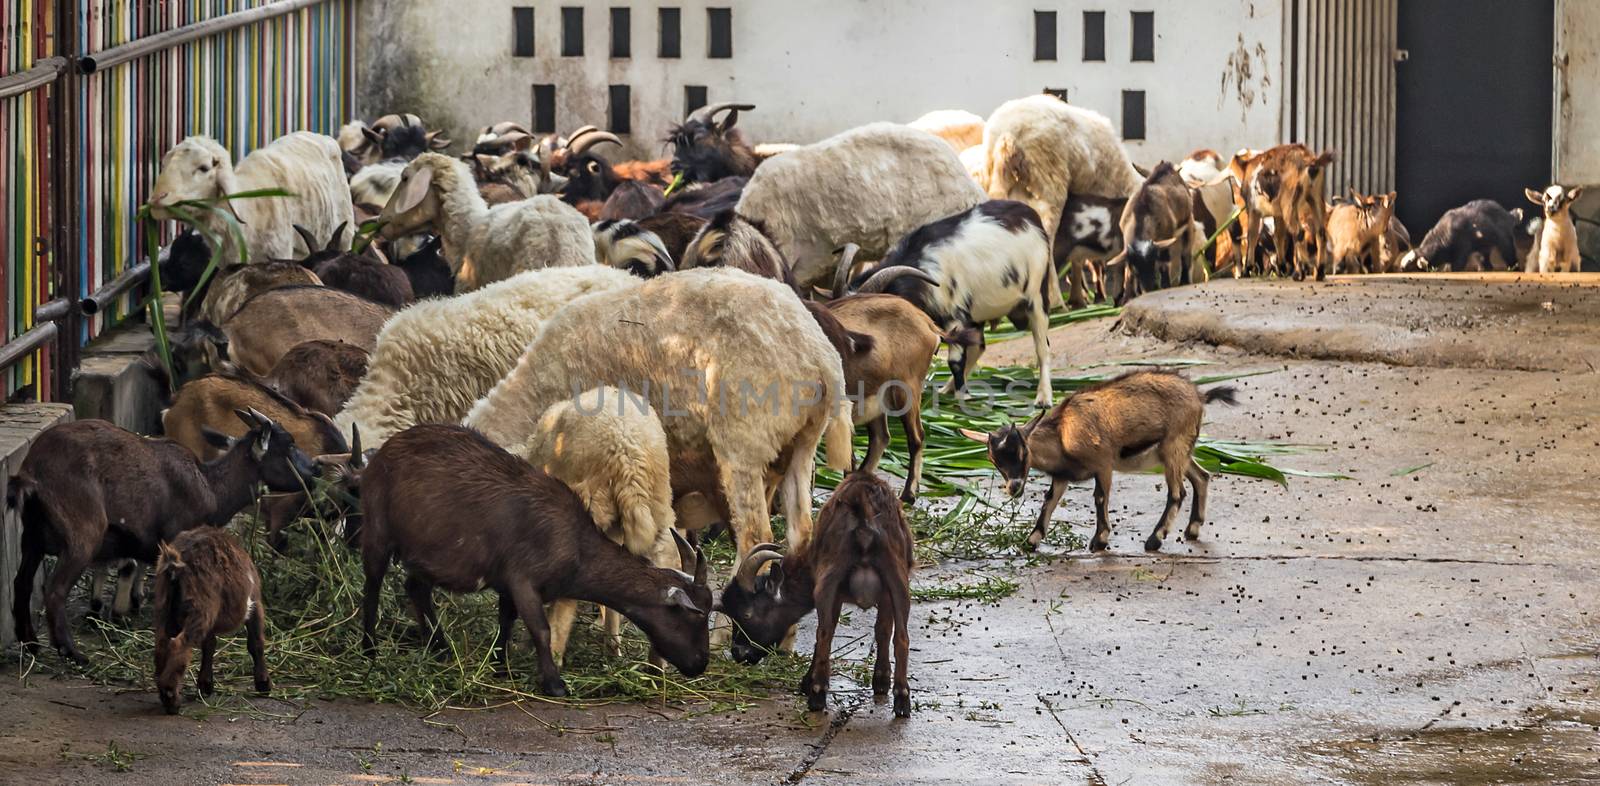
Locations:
1034;11;1057;61
610;8;631;58
609;84;632;134
1044;87;1068;103
512;7;535;57
561;7;584;57
685;85;708;116
533;84;557;134
707;8;732;58
659;8;681;57
1131;11;1154;61
1121;90;1146;140
1082;11;1105;61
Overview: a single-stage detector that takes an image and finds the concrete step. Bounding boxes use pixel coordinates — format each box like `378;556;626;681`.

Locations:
0;403;75;648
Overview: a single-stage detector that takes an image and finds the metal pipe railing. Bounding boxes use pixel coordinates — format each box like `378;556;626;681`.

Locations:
0;299;74;374
79;262;152;316
0;56;71;100
79;0;331;74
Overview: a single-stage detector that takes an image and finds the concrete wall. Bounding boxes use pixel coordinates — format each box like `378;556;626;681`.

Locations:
355;0;1284;164
1556;0;1600;185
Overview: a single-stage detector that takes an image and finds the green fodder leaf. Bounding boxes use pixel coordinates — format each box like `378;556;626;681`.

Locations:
983;303;1121;343
351;219;385;254
1390;462;1433;477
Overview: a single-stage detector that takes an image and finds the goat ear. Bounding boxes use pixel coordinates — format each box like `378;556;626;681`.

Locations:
200;427;236;451
664;585;705;615
390;166;435;215
1567;186;1583;203
361;126;384;146
764;561;785;590
1526;188;1544;205
958;428;990;444
426;131;452;151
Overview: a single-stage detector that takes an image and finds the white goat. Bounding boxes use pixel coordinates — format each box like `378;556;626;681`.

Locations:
981;94;1143;303
909;109;986;152
151;133;353;266
512;387;679;661
465;269;854;563
735;122;985;292
334;265;639;447
376;153;594;291
1525;184;1585;273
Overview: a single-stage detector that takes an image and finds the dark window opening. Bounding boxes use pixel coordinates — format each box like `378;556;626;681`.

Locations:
1131;11;1154;61
1082;11;1106;61
685;85;708;116
1044;87;1068;103
561;7;584;57
659;8;681;57
610;8;631;58
707;8;732;58
609;85;632;135
1034;11;1057;61
513;7;535;57
1122;90;1146;140
533;84;557;134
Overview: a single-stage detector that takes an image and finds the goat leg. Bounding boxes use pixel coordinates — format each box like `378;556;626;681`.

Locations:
887;571;913;718
861;416;889;475
493;591;516;672
198;636;218;697
1028;296;1053;408
12;544;43;648
1028;478;1069;551
899;407;925;504
247;603;272;694
1184;459;1211;541
804;586;845;712
545;598;579;666
88;566;109;620
44;546;92;665
403;574;446;655
871;594;895;697
359;564;388;658
1090;472;1114;552
508;581;568;697
1144;453;1189;551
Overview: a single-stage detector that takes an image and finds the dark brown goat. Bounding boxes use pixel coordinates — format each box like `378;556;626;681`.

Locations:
267;339;369;417
598;180;667;221
393;235;455;299
667;102;759;184
963;370;1237;553
637;212;707;265
357;425;712;697
9;413;317;664
660;176;747;220
153;528;270;714
716;472;915;717
292;224;414;308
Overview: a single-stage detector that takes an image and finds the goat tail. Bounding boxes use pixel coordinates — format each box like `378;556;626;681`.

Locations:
986;133;1025;199
823;399;855;473
1203;385;1240;407
4;476;26;510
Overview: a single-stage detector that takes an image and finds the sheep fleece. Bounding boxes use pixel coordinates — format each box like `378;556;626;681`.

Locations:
982;95;1143;239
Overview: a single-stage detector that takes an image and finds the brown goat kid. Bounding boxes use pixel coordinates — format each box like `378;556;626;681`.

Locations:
1326;190;1397;274
963;371;1238;553
292;224;415;308
153;528;270;714
1233;144;1334;280
715;472;915;717
357;425;712;697
9;413;317;664
189;285;392;377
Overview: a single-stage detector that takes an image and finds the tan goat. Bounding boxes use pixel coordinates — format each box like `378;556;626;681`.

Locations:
1233;144;1335;280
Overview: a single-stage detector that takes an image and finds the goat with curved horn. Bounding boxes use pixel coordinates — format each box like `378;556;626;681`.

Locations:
567;128;623;156
854;265;939;294
687;102;756;129
734;544;785;592
830;243;860;299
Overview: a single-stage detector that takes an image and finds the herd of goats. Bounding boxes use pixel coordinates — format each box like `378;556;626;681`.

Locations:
6;92;1585;721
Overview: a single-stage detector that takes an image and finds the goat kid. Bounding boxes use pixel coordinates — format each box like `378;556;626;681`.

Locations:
963;371;1237;552
1526;184;1585;273
716;472;914;717
153;528;270;714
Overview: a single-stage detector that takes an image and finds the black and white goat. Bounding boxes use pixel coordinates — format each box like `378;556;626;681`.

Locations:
845;201;1054;407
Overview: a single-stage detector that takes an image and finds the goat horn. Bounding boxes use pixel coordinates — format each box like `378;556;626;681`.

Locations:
831;243;860;299
293;224;318;257
855;264;939;294
326;221;349;253
735;548;785;593
561;125;599;148
349;424;364;469
687;102;756;126
567;129;623;156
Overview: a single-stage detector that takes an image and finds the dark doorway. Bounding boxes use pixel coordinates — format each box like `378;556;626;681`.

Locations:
1395;0;1551;235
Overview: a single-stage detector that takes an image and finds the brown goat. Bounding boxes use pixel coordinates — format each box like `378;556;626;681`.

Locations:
824;293;941;503
1326;190;1397;274
715;472;915;717
9;414;317;664
680;209;793;289
198;261;322;325
963;370;1238;553
292;224;415;308
637;211;708;265
598;180;667;221
204;285;392;377
1233;144;1335;280
266;339;369;417
153;528;270;714
1105;162;1202;303
357;425;712;697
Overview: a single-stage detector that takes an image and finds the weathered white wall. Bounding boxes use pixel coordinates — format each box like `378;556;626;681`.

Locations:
1556;0;1600;185
356;0;1283;165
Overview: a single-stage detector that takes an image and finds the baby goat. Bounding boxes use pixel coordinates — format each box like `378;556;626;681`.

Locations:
963;370;1237;552
716;472;915;717
1525;184;1585;273
153;528;270;714
10;412;317;664
357;424;712;697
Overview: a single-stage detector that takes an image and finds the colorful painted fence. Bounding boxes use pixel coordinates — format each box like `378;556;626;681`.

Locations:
0;0;353;401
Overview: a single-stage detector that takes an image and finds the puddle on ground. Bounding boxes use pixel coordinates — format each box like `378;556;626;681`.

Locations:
1301;722;1600;785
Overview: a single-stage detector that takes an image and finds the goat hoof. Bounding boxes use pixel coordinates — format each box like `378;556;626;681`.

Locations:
807;691;828;712
1023;530;1045;552
59;646;88;666
198;681;215;698
539;677;570;698
255;678;272;695
893;691;912;718
899;489;917;505
1143;535;1163;552
872;674;891;696
1183;525;1202;541
1088;538;1109;553
797;674;814;696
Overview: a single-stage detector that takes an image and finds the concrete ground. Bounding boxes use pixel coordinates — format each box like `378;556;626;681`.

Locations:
4;275;1600;785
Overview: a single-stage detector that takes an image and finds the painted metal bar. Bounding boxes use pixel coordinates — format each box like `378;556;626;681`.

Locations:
79;0;328;73
0;54;67;100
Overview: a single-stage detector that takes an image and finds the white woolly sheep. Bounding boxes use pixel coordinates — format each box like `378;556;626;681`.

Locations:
151;132;354;266
334;265;639;447
512;387;680;661
350;161;403;214
734;122;986;292
377;153;594;292
909;109;986;152
980;94;1143;300
464;268;855;564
